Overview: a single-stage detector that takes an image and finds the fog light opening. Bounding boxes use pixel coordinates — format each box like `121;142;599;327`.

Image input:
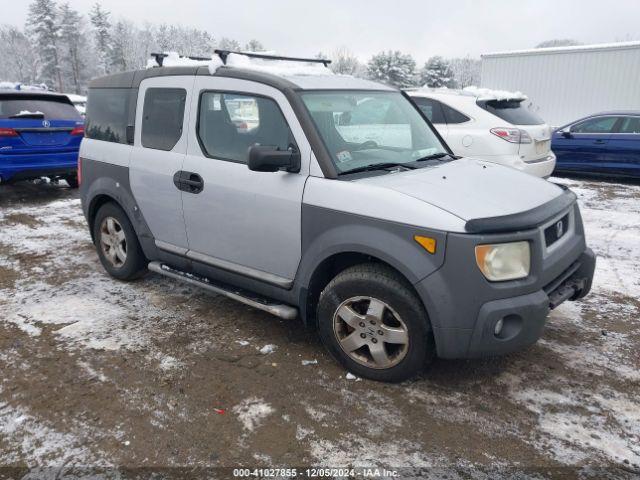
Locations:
494;318;504;336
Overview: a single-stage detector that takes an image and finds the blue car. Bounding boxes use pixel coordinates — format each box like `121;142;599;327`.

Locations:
0;90;84;187
552;111;640;179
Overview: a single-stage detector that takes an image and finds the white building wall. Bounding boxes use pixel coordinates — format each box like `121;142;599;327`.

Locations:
481;42;640;127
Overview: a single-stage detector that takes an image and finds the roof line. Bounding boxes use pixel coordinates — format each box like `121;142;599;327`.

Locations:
482;40;640;58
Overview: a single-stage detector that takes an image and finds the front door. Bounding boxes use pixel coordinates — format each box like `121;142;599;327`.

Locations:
180;77;310;287
606;116;640;176
553;115;617;172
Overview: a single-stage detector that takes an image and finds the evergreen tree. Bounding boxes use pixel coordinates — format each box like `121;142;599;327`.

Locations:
419;56;457;88
25;0;63;91
366;50;417;88
89;2;111;75
59;3;87;93
110;20;134;72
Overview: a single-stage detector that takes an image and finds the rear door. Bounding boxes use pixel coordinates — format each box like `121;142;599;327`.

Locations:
606;116;640;176
129;76;193;250
553;116;618;172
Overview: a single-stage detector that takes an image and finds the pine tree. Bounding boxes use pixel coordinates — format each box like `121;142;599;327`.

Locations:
90;2;111;75
110;20;135;72
366;51;417;88
25;0;63;91
59;3;86;93
419;56;457;88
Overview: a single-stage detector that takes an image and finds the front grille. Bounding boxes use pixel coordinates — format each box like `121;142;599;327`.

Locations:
544;214;569;247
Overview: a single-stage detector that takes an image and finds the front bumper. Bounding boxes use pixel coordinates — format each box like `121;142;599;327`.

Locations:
415;200;595;359
0;150;78;182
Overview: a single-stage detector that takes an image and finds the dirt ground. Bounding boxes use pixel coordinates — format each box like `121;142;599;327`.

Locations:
0;176;639;479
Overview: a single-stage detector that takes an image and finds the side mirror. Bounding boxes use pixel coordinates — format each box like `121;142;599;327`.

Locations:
248;145;300;173
559;129;571;138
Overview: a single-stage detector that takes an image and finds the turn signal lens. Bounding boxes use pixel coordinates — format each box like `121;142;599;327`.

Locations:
70;126;85;136
0;128;18;137
414;235;437;254
475;241;530;281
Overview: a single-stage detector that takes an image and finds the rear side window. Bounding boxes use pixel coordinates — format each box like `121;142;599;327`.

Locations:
478;99;544;125
441;103;470;124
0;95;81;120
411;97;445;124
141;88;187;151
85;88;131;144
618;116;640;134
197;92;297;164
571;116;617;134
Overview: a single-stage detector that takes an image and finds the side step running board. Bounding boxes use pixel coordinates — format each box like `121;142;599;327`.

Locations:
148;261;298;320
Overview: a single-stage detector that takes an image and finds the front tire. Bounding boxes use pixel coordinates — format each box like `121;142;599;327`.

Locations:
317;263;434;382
92;202;147;281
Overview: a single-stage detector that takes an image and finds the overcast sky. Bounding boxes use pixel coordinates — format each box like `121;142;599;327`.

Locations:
3;0;639;63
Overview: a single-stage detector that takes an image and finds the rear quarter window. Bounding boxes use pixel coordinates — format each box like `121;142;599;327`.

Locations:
478;99;544;126
0;95;81;120
85;88;133;144
141;88;186;151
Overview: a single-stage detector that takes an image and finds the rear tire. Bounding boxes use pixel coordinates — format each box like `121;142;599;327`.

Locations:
317;263;434;382
92;202;147;281
65;175;79;189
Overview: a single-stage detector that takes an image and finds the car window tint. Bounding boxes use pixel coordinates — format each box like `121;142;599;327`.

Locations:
479;99;544;125
411;97;446;124
198;92;297;163
572;116;617;134
141;88;186;151
85;88;132;144
441;103;470;124
618;116;640;134
0;95;82;120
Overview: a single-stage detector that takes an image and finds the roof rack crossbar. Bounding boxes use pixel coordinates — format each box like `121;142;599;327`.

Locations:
150;52;211;67
214;50;331;67
149;50;332;68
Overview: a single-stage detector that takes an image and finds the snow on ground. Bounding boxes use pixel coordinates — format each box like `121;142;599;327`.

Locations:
0;177;639;473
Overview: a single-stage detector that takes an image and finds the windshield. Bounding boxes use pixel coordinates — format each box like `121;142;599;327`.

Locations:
477;99;544;126
0;95;82;120
300;90;449;174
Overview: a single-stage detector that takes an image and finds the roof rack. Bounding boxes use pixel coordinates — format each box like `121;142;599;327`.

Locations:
149;50;332;68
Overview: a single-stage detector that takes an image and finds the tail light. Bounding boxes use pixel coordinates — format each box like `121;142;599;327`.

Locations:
0;128;18;137
490;128;532;144
77;157;82;186
71;126;85;136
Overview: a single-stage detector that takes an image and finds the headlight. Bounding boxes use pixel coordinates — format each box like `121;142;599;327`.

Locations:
475;241;530;281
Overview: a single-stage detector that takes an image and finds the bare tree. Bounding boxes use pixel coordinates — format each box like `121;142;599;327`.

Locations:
535;39;582;48
330;46;363;76
0;25;38;84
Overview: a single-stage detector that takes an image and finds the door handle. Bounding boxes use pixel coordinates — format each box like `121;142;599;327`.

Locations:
173;171;204;194
593;139;606;145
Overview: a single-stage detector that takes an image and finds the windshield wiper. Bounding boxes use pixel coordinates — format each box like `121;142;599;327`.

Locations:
414;152;455;162
339;162;416;175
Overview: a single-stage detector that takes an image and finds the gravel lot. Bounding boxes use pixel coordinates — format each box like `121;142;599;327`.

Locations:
0;176;639;479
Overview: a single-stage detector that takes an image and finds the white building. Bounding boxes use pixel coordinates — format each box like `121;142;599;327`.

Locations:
480;41;640;127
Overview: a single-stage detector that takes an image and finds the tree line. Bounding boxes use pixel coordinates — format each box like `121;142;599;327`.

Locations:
0;0;480;94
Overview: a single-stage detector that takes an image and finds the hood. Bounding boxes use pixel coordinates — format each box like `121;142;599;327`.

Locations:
356;158;563;221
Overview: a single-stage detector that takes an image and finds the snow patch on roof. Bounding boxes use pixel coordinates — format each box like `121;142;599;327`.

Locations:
463;86;527;101
225;52;333;77
144;51;224;73
0;81;49;91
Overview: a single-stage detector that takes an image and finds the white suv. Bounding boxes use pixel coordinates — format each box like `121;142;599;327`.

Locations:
406;88;556;178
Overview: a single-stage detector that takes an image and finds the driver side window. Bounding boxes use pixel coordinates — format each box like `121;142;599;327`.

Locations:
197;91;297;163
571;116;617;134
